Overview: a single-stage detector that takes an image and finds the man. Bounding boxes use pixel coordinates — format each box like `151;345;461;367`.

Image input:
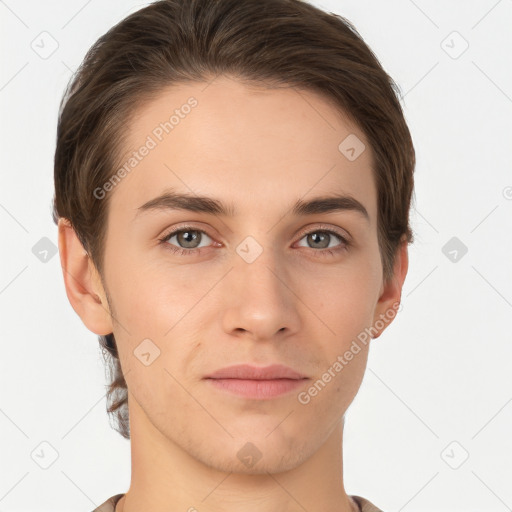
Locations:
53;1;415;511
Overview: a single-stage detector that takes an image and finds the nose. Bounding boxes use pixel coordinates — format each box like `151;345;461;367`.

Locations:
220;246;302;341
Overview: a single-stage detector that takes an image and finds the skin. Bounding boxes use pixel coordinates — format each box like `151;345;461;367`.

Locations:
58;75;408;512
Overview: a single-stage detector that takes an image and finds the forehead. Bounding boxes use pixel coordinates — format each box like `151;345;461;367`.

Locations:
108;75;377;225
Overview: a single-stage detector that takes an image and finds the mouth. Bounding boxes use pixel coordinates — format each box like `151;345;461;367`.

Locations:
204;364;309;400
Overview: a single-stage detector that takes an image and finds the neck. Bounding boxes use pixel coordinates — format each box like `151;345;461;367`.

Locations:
117;396;356;512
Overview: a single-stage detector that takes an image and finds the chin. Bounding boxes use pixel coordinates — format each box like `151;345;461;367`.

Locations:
191;432;314;475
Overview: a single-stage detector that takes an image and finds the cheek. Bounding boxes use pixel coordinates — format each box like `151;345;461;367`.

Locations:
123;353;201;436
105;248;191;333
108;264;210;378
302;262;380;341
291;344;369;448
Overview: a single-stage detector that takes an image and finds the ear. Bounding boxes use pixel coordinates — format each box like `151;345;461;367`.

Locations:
57;218;113;335
371;237;409;339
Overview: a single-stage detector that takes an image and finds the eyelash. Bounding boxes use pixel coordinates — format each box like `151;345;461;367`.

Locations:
157;224;351;258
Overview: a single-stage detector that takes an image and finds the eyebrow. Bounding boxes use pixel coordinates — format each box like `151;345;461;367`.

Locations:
135;188;370;222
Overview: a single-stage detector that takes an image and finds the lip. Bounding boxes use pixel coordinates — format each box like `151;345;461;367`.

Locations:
204;364;309;400
206;364;306;380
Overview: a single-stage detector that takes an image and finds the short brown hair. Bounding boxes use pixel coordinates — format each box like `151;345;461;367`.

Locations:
52;0;415;439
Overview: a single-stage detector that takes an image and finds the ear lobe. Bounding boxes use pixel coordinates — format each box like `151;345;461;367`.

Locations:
57;218;113;335
371;237;409;340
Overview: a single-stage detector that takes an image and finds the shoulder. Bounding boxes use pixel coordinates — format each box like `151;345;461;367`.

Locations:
90;493;380;512
350;494;385;512
90;493;125;512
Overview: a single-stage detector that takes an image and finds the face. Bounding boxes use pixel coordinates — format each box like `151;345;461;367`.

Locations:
85;75;405;474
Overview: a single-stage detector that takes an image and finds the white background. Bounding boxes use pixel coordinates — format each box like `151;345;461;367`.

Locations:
1;1;511;511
